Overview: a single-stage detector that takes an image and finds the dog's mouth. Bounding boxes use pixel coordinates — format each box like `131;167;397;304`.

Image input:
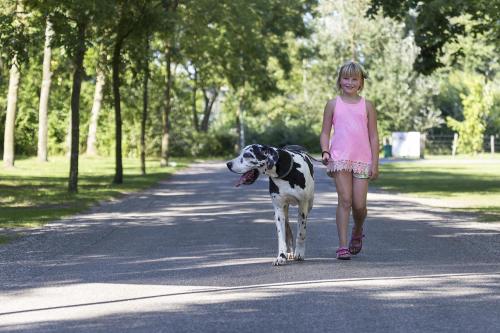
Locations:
235;169;259;187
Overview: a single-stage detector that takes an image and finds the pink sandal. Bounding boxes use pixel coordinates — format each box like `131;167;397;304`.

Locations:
336;247;351;260
349;228;365;255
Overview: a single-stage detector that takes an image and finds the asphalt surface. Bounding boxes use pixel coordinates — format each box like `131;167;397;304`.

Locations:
1;161;500;332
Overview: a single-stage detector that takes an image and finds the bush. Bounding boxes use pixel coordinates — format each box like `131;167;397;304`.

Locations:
247;121;319;153
170;127;238;157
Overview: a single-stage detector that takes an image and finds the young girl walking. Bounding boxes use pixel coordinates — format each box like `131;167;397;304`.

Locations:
320;61;379;260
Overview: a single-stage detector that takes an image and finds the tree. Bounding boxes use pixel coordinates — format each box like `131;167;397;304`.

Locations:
368;0;500;74
105;0;158;183
26;0;111;192
37;18;53;162
217;0;317;149
447;76;492;154
298;0;443;138
177;5;226;133
85;47;106;157
1;1;31;167
67;17;87;192
126;13;156;174
140;33;150;175
110;2;128;183
159;0;179;167
157;0;317;161
3;56;20;167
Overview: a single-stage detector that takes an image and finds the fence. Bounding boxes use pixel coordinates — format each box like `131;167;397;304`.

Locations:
424;134;500;155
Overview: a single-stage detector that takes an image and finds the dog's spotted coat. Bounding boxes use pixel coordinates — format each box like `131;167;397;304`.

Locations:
227;144;315;266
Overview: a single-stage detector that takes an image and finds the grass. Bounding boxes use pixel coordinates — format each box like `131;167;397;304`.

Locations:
0;156;188;229
376;156;500;222
0;234;13;244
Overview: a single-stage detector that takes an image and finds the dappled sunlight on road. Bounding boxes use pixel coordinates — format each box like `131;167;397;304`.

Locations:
1;272;500;330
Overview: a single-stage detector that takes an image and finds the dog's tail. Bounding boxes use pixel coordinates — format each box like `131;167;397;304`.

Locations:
282;144;307;153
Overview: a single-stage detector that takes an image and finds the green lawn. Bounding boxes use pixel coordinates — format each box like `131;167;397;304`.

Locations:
376;156;500;222
0;156;188;228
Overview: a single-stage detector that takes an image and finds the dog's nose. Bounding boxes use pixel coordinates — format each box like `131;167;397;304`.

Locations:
226;161;233;170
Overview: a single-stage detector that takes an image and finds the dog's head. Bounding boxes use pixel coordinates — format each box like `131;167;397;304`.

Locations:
226;144;279;187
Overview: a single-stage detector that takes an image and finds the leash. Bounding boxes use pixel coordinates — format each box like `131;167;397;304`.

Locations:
305;154;325;164
281;145;325;165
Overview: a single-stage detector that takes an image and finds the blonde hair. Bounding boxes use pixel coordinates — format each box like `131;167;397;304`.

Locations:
336;61;368;92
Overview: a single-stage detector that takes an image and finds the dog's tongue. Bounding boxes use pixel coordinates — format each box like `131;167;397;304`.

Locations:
235;170;257;187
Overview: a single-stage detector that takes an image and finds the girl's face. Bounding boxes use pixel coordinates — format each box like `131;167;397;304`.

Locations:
340;74;362;95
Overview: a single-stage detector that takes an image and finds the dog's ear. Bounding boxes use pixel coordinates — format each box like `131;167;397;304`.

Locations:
263;147;279;169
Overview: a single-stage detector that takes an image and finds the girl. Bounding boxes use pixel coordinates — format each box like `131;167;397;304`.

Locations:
319;61;379;260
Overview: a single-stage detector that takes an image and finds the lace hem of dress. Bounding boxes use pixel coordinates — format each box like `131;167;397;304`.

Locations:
326;159;371;174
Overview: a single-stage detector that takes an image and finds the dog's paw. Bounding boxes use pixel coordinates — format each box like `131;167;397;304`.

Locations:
294;248;305;261
293;254;305;261
286;252;295;260
273;253;287;266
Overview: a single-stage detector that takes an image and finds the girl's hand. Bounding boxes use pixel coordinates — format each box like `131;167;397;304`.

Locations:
321;151;330;165
369;165;379;180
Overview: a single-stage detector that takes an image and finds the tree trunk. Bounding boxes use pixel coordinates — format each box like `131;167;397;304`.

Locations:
37;19;53;162
112;37;124;184
140;36;150;176
86;69;105;156
160;46;172;167
236;98;245;152
200;87;218;132
68;22;87;193
191;69;199;131
3;56;20;168
65;116;71;157
159;0;179;166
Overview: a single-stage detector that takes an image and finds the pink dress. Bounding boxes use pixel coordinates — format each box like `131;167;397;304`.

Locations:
327;96;372;174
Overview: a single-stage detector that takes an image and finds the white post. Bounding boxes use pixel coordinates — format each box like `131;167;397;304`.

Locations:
491;135;495;154
452;133;458;156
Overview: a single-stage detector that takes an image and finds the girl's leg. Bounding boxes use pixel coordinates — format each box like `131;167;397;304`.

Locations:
352;177;369;233
334;171;353;248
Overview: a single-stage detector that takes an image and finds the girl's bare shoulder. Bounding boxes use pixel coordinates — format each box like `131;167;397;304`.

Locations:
325;97;337;110
365;98;375;110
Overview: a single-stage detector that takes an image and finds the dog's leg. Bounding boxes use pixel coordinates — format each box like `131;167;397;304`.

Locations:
284;204;295;260
294;204;309;261
273;206;288;266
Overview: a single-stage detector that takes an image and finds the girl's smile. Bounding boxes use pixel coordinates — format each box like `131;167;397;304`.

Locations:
340;76;361;95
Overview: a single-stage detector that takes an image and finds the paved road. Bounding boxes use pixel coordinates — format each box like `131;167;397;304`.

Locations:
1;161;500;332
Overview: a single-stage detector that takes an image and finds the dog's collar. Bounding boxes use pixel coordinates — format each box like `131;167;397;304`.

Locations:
275;150;293;179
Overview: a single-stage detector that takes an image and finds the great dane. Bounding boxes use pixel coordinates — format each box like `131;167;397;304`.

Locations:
226;144;315;265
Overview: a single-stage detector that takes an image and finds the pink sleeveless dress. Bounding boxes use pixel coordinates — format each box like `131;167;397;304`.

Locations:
327;96;372;174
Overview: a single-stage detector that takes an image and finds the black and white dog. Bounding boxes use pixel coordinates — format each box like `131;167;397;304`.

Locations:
226;144;315;266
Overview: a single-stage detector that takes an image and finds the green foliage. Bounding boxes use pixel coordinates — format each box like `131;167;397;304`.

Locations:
247;120;320;152
0;1;44;65
279;0;444;141
434;14;500;142
2;0;498;164
170;128;237;157
446;76;492;154
368;0;500;74
361;14;442;134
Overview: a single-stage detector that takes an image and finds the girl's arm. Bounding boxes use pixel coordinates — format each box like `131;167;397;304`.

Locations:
320;99;335;164
366;100;379;180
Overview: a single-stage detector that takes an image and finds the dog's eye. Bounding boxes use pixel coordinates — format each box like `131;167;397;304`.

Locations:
243;152;253;159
